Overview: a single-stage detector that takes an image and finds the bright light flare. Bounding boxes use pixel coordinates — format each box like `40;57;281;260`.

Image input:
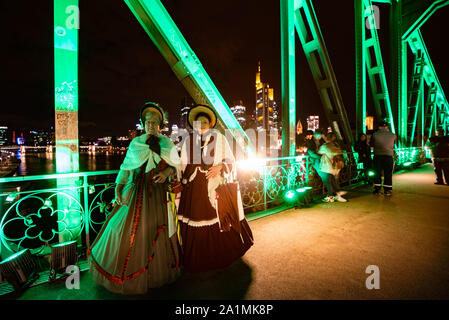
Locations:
237;157;267;172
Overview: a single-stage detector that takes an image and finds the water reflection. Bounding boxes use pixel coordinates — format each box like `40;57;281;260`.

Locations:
12;150;125;177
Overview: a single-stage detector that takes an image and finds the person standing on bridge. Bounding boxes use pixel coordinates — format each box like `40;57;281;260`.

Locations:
318;132;347;202
88;102;182;294
426;128;449;185
305;129;326;185
177;104;253;273
370;121;397;196
355;133;373;184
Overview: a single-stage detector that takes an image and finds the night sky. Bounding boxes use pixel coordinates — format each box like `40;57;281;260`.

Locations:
1;0;448;137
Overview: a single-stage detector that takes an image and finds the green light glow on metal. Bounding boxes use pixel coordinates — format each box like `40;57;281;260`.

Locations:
355;0;367;137
285;190;296;199
280;0;296;156
54;0;78;113
0;170;119;184
296;186;312;193
368;170;376;177
0;249;27;264
125;0;253;155
54;0;80;242
361;0;396;134
51;240;77;248
402;0;449;41
403;162;413;167
407;30;449;143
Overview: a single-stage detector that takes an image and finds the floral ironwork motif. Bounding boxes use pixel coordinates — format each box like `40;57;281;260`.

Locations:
0;191;84;255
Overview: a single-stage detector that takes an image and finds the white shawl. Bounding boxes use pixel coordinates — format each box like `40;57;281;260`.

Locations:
118;133;182;237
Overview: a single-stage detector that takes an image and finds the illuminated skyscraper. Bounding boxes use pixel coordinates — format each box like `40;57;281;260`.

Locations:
0;126;8;146
179;97;194;129
307;115;319;131
255;62;278;131
231;100;247;128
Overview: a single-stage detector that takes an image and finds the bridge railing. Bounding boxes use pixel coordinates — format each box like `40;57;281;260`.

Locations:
0;147;427;259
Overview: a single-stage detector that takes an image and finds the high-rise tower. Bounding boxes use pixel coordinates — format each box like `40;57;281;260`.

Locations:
255;62;278;131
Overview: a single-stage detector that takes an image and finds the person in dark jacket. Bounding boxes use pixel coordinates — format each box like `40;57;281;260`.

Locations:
370;121;397;196
305;129;325;171
426;128;449;185
355;133;372;184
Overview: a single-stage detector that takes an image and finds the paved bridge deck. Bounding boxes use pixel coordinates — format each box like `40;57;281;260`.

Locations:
5;163;449;300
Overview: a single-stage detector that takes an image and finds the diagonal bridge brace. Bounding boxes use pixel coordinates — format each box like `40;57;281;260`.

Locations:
125;0;254;155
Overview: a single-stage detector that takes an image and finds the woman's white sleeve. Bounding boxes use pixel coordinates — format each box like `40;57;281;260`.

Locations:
115;169;131;185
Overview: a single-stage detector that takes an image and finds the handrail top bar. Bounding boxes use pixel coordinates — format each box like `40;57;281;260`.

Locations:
0;147;423;183
0;170;120;183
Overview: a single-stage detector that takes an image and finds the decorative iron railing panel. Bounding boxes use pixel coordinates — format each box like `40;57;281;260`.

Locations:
0;149;427;256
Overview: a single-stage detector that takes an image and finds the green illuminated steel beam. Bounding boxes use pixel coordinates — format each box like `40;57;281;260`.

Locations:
293;0;353;147
54;0;82;243
359;0;396;134
407;30;449;136
355;0;367;138
424;83;438;138
402;0;449;41
406;52;425;146
389;0;405;146
124;0;254;155
280;0;296;157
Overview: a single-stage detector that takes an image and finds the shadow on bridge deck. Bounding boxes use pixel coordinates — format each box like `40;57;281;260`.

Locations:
5;164;449;300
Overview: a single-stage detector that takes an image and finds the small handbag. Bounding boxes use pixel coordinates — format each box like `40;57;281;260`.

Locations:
169;179;183;194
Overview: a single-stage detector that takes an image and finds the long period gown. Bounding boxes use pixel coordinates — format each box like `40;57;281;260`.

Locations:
88;134;182;294
177;131;254;273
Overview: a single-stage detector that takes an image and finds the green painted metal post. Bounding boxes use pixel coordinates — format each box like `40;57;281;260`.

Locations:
54;0;81;243
389;0;403;145
355;0;366;138
83;175;90;250
280;0;296;157
400;40;408;147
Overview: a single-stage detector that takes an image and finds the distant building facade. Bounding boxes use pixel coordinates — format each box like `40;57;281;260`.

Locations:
255;62;279;131
306;115;319;131
0;126;8;146
231;100;247;129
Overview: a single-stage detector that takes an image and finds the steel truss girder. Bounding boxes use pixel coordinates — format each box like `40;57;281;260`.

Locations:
407;30;449;135
125;0;254;154
358;0;396;135
280;0;297;157
402;0;449;41
292;0;353;147
407;52;425;146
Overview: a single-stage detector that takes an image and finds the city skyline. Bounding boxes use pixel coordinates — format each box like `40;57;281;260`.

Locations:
2;1;448;138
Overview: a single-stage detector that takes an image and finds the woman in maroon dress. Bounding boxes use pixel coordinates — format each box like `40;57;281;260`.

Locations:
178;104;254;273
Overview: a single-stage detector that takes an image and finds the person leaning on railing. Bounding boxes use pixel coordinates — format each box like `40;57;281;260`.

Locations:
318;132;348;203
